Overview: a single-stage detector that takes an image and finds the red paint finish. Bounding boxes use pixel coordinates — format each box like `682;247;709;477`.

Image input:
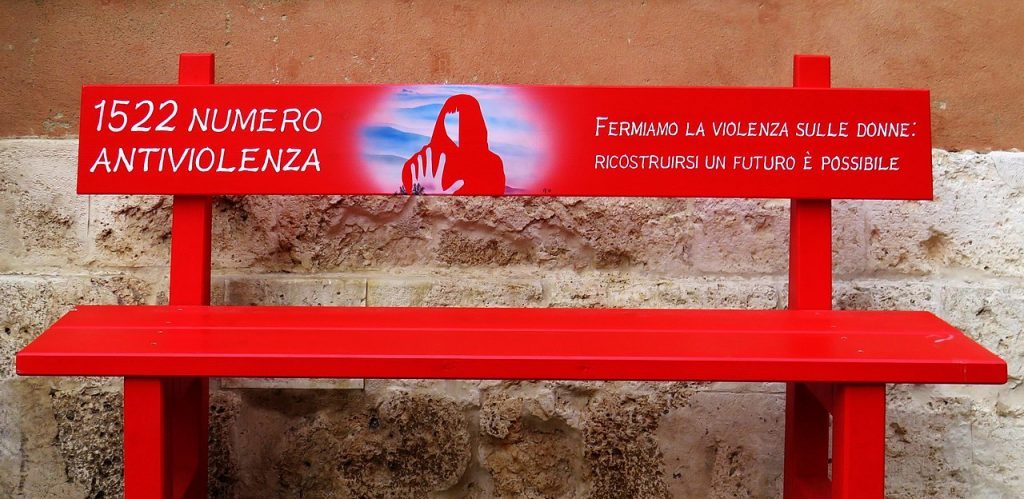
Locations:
832;384;887;498
17;306;1007;384
123;378;171;499
76;83;932;199
13;53;1007;498
788;198;833;310
785;54;839;498
124;53;215;499
166;195;211;498
784;383;831;498
169;197;212;305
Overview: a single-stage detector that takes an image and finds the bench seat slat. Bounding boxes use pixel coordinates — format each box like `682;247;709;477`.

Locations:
16;306;1006;384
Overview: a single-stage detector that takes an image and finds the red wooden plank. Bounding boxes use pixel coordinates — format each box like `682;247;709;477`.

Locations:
76;83;932;199
16;306;1007;384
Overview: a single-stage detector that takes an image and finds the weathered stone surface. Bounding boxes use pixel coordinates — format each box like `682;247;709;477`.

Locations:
832;200;870;276
0;378;87;499
0;140;87;272
51;381;124;498
209;389;240;499
654;278;781;310
546;272;781;310
0;275;154;379
222;275;366;306
480;389;583;498
834;278;937;311
867;151;1024;277
968;407;1024;497
885;385;975;498
581;387;682;499
690;198;789;275
657;391;785;498
2;140;1023;497
368;274;543;307
212;195;416;271
271;390;471;498
990;151;1024;189
88;194;172;269
211;195;698;273
941;282;1024;381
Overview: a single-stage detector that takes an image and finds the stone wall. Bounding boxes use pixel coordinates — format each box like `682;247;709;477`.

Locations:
2;141;1022;497
2;1;1024;498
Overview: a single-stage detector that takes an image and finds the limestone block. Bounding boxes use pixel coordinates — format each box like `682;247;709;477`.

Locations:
50;381;124;498
833;278;937;311
209;389;241;499
368;275;543;307
885;385;975;498
207;195;702;273
88;194;171;268
221;275;366;306
223;389;472;498
546;272;780;310
941;282;1024;381
654;277;781;310
0;275;154;379
866;151;1024;277
690;198;790;275
0;139;88;272
0;378;88;499
968;408;1024;497
657;391;785;498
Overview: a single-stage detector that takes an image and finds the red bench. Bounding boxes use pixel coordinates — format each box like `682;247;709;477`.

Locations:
17;53;1006;498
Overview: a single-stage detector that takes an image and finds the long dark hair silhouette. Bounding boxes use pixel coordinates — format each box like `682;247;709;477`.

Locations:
402;94;505;195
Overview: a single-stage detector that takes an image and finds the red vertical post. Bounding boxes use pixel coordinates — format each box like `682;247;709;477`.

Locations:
831;384;886;498
783;54;835;499
169;53;214;499
123;378;171;498
788;54;832;311
123;53;214;499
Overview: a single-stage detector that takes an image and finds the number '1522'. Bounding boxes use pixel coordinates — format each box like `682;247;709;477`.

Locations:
93;99;178;133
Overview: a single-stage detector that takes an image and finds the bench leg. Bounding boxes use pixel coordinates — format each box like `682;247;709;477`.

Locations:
171;377;209;498
783;382;831;498
832;384;886;499
124;377;209;499
124;378;171;498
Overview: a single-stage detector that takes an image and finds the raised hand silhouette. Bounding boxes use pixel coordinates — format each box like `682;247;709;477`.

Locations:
401;94;506;195
407;146;464;195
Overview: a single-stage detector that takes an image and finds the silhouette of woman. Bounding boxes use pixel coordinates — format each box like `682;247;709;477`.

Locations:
402;94;506;195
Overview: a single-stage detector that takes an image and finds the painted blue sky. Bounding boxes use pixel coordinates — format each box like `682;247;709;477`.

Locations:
361;86;544;191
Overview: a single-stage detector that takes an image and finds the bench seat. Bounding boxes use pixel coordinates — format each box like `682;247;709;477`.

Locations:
17;305;1006;384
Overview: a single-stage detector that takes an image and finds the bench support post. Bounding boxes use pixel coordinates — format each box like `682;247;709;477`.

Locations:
122;53;215;498
832;384;886;498
124;378;171;498
783;382;832;497
784;53;835;498
783;54;887;498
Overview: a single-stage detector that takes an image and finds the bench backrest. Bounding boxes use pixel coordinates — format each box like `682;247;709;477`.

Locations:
76;53;932;312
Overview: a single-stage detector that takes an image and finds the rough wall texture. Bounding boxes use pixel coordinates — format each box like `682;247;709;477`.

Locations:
2;0;1024;149
2;1;1024;498
1;141;1022;497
